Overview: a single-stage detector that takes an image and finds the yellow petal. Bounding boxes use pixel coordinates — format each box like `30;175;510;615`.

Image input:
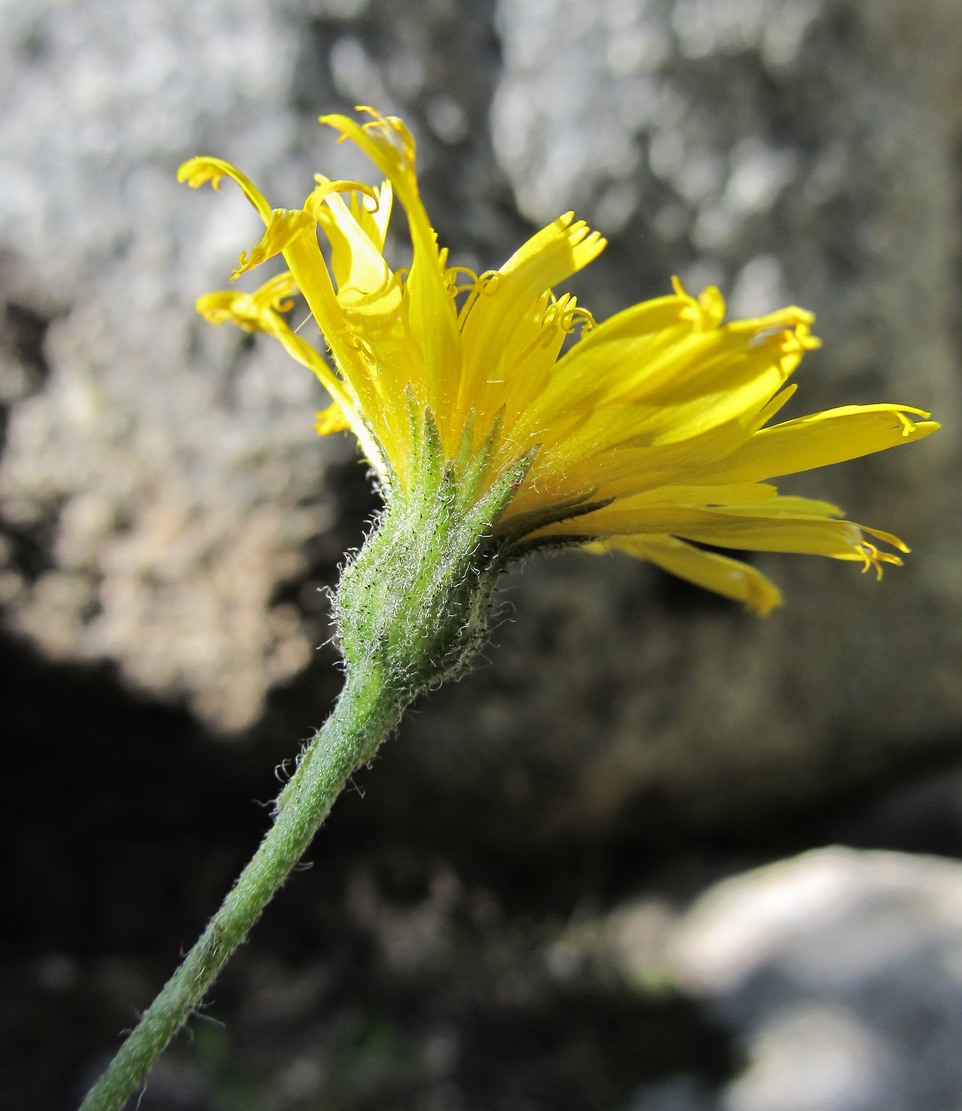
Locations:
684;404;939;485
309;184;400;312
320;108;460;420
456;214;605;420
178;157;272;223
513;289;814;458
566;501;898;565
315;402;351;435
349;180;393;251
593;534;784;615
305;178;384;294
182;109;938;611
193;279;377;464
232;208;317;278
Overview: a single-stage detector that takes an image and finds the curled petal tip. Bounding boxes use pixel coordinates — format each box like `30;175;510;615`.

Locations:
177;158;220;189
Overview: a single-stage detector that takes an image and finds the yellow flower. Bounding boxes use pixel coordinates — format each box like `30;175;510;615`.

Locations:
179;107;938;616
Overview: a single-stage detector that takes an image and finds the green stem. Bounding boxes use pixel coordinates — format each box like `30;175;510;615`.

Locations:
78;660;402;1111
80;413;529;1110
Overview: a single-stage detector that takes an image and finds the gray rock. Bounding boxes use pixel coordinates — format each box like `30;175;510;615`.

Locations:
635;848;962;1111
380;0;962;847
0;0;959;841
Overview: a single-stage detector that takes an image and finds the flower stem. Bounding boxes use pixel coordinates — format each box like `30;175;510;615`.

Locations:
78;659;402;1111
79;415;530;1110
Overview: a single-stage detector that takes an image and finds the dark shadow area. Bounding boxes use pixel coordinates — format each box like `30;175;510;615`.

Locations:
0;625;740;1111
4;621;961;1109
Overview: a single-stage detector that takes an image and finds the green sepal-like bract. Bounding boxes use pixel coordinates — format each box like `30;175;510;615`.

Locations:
335;402;535;710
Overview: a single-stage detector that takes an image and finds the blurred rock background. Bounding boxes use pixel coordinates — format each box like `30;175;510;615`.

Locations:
2;0;961;1108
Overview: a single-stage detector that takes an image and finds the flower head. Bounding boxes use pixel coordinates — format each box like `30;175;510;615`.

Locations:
180;107;938;615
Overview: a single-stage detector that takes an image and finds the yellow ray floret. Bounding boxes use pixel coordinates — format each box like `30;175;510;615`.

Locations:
179;107;939;612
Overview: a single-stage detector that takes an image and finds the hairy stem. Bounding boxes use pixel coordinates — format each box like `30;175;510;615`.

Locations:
78;660;402;1111
79;422;527;1110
